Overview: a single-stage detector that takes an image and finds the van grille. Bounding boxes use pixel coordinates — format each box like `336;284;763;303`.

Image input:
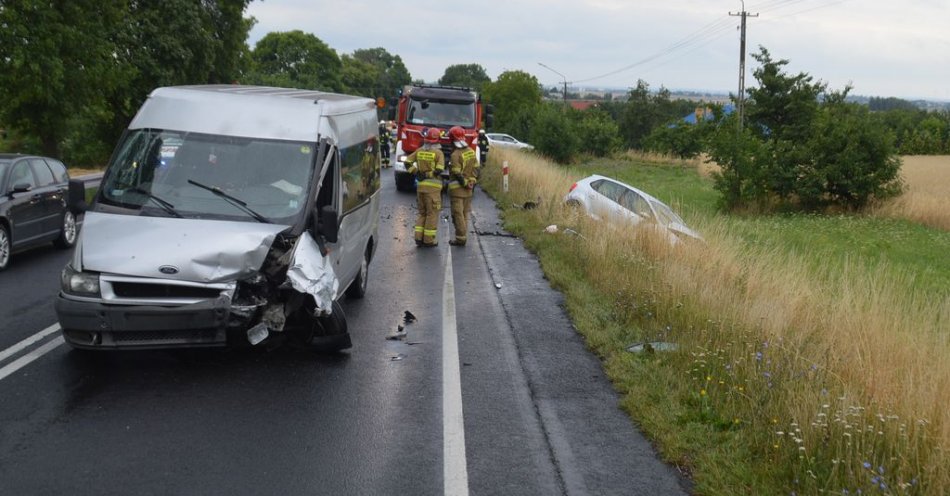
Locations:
112;329;219;343
111;282;222;299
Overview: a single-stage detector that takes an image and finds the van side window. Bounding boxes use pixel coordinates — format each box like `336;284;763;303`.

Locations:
339;137;380;213
316;146;337;212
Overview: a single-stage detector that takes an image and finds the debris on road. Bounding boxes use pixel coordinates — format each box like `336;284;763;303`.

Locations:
544;224;558;234
404;310;417;323
495;283;503;289
247;323;269;345
386;324;408;341
390;354;406;361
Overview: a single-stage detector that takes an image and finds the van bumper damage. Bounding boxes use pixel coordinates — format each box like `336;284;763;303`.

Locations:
56;232;341;350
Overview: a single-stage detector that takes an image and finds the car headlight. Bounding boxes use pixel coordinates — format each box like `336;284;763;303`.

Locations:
61;264;100;296
398;155;407;163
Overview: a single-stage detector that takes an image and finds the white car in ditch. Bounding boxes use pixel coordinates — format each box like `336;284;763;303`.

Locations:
564;174;703;244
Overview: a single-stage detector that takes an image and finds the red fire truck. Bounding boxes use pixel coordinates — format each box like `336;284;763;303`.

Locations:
391;84;492;191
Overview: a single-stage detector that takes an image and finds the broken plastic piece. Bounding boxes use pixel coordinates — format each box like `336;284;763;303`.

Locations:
404;310;417;323
390;354;406;361
261;303;286;332
495;283;502;289
626;342;678;353
247;322;269;345
286;233;340;315
544;224;558;234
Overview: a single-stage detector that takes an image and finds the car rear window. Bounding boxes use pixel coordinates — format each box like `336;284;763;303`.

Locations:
46;159;69;183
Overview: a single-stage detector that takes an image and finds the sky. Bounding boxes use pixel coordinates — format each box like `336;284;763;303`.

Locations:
245;0;950;102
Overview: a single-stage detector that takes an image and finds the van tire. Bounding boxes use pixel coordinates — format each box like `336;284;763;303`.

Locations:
345;248;370;299
292;300;351;352
53;211;78;249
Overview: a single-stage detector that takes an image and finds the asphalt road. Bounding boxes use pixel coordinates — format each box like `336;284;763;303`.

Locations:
0;170;690;495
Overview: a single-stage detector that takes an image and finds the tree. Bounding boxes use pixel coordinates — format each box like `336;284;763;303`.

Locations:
341;55;380;98
351;47;412;98
0;1;125;158
745;46;825;143
438;64;491;91
248;30;342;92
481;70;542;134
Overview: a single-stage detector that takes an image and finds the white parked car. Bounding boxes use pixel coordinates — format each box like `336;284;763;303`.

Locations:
564;174;703;244
486;133;533;150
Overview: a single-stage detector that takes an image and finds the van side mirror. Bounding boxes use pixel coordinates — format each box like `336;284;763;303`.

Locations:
67;179;88;214
313;205;339;243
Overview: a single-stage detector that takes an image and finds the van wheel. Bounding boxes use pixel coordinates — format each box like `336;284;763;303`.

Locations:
345;249;370;299
53;211;77;249
0;224;11;271
291;300;351;352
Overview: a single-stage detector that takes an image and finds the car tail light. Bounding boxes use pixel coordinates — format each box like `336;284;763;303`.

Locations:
569;182;578;192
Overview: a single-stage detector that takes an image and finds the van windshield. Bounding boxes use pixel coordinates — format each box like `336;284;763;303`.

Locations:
407;98;476;127
98;129;315;224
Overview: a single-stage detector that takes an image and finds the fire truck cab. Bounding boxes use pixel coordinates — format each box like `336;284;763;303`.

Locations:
391;85;490;192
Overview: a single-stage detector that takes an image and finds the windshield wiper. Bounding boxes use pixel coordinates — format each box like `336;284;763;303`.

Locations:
187;180;269;223
128;187;184;218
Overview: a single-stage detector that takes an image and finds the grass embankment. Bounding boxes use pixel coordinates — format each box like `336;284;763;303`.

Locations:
482;148;950;495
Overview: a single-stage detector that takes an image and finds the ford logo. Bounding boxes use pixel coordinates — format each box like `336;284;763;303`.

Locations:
159;265;180;275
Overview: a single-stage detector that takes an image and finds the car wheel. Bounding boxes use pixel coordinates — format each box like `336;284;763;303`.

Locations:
345;248;370;299
290;300;351;352
0;224;10;271
53;211;77;249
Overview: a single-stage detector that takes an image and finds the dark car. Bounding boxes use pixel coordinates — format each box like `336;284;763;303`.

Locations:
0;153;77;270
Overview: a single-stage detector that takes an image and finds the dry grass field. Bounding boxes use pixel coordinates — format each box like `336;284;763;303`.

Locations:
875;155;950;230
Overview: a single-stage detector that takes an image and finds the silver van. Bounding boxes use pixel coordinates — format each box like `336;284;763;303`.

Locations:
55;85;381;351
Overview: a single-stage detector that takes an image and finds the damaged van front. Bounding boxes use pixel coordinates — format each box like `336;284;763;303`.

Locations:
55;86;380;351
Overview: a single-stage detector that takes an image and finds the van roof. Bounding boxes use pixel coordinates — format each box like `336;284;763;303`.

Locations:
129;85;377;143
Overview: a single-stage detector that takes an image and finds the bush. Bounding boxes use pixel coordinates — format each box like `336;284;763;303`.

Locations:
529;104;579;163
575;109;621;157
643;121;707;159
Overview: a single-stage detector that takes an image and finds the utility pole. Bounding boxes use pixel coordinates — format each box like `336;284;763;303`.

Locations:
730;1;757;131
537;62;570;105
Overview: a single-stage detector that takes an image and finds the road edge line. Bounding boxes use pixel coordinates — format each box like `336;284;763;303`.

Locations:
0;336;65;382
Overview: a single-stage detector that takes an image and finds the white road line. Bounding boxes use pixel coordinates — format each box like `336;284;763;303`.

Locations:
0;323;61;364
443;247;470;496
0;337;64;382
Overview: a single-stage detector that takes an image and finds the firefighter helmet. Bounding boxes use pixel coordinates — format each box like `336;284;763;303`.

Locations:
424;127;441;143
449;126;466;141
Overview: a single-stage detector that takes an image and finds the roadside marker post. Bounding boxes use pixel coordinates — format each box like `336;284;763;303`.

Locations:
502;160;509;193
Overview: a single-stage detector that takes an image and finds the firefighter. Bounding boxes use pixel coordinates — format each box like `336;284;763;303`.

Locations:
405;128;445;247
447;126;479;246
477;128;489;165
379;120;391;167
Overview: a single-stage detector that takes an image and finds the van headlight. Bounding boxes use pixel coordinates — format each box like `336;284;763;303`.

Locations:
397;155;407;163
61;264;100;296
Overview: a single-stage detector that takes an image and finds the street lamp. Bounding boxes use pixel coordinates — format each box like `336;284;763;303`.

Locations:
537;62;570;104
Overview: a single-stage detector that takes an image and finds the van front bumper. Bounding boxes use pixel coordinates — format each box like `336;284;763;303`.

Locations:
55;294;232;349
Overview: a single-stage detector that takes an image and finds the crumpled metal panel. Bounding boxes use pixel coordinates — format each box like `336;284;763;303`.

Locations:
80;212;288;283
286;233;339;315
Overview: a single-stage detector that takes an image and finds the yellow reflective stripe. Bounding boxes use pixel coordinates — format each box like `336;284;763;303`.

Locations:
462;150;476;161
448;183;464;190
418;180;443;189
417;151;436;161
423;229;438;234
414;226;424;232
